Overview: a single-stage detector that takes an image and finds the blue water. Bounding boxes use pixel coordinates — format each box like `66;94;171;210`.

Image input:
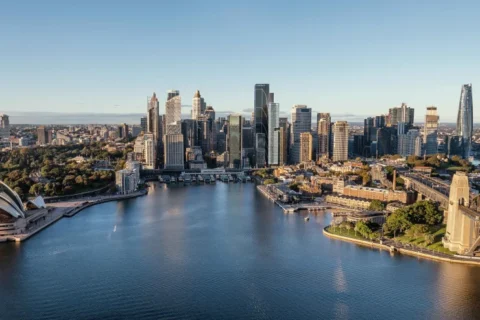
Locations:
0;183;479;319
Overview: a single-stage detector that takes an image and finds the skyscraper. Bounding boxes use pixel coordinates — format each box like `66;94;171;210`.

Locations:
227;114;242;168
300;132;313;162
254;84;270;167
398;129;420;157
147;93;160;143
164;90;184;170
144;133;156;169
332;121;349;162
267;102;280;165
456;84;473;159
279;118;289;165
191;90;206;120
140;116;147;133
37;126;49;145
317;113;331;160
0;114;10;140
389;103;415;126
424;106;439;156
290;105;312;164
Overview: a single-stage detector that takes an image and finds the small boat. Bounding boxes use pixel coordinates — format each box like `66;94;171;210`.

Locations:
246;176;252;182
178;176;184;182
170;176;176;183
210;175;216;183
204;175;210;183
159;176;164;183
184;175;191;183
304;216;310;222
192;176;197;183
164;176;171;183
228;175;234;182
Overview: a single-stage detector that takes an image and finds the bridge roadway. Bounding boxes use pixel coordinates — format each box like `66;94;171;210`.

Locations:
400;172;450;208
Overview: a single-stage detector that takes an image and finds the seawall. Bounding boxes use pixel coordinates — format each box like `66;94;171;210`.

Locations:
323;227;480;266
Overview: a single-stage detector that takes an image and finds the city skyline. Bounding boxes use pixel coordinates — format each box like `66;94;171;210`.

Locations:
1;1;479;122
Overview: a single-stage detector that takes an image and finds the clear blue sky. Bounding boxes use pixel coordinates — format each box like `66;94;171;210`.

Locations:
1;0;479;122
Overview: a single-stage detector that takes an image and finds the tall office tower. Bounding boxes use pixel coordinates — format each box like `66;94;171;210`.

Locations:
317;113;331;160
398;129;420;157
364;117;375;145
191;90;206;120
424;106;439;156
118;123;129;139
279;118;289;165
147;93;160;143
300;132;313;162
290;105;312;164
374;115;386;128
267;102;280;165
140;116;147;133
164;90;184;170
353;135;365;156
182;119;198;150
388;103;415;126
376;127;397;157
445;135;465;158
0;114;10;140
205;106;215;120
144;133;156;169
332;121;349;162
397;121;406;135
254;84;270;166
456;84;473;159
199;118;215;153
227;114;242;168
37;126;49;145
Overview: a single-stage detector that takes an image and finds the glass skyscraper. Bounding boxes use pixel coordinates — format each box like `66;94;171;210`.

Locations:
456;84;473;159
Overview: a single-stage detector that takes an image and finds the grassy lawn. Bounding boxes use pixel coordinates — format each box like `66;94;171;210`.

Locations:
326;226;370;241
396;225;456;255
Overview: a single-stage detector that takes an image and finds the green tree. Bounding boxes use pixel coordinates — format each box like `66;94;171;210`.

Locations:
75;175;84;185
29;183;44;196
424;233;435;245
355;221;373;238
368;200;385;211
264;179;275;185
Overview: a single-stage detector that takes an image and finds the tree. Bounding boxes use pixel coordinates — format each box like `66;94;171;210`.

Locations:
386;211;412;238
424;233;435;246
368;200;385;211
289;183;300;192
355;221;373;238
75;175;84;185
264;179;275;185
29;183;44;196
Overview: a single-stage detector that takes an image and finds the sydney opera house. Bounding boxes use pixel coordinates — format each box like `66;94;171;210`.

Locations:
0;181;47;239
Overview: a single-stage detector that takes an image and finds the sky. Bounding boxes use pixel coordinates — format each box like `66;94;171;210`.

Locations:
1;0;479;123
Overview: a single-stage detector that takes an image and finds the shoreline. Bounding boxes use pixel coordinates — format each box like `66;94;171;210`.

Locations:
323;227;480;266
3;189;147;243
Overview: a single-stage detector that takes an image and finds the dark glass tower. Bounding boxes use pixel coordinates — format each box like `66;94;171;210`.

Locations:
254;84;270;167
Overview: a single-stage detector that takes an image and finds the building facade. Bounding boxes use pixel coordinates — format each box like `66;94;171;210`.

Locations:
317;113;331;160
424;106;439;156
254;84;270;167
290;105;312;164
227;114;242;168
456;84;473;159
267;102;280;165
164;90;184;170
332;121;349;162
300;132;313;162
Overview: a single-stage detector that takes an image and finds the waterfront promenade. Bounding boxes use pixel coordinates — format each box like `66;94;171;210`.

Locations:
3;189;147;242
323;227;480;266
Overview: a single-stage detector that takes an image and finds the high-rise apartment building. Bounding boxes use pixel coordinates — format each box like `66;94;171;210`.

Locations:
389;103;415;126
300;132;313;162
227;114;242;168
147;93;160;143
267;102;280;165
456;84;473;159
424;106;439;156
37;126;49;145
0;114;10;140
332;121;349;162
317;113;331;160
164;90;184;170
290;105;312;164
254;84;270;167
144;133;156;169
279;118;289;165
398;129;421;157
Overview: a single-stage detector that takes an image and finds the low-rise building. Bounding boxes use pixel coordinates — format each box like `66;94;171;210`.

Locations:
115;169;138;194
325;194;370;210
342;185;415;204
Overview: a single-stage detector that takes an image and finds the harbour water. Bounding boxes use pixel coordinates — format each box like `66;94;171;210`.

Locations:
0;183;479;319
